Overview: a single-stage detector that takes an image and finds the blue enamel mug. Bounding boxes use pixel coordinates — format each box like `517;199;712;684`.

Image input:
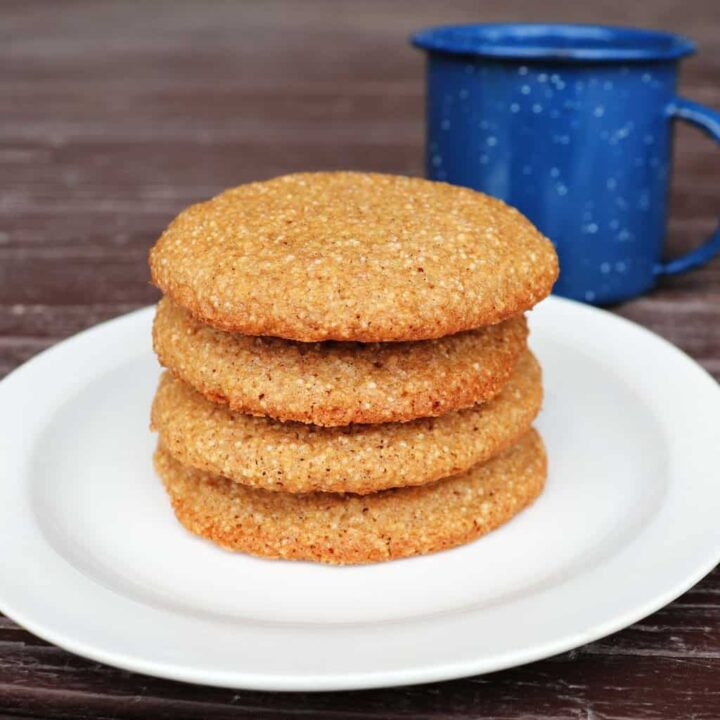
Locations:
412;24;720;304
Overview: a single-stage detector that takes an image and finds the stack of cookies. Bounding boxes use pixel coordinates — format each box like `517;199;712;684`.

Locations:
149;172;558;564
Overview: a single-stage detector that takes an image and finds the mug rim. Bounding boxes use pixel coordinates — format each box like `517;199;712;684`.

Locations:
411;23;695;62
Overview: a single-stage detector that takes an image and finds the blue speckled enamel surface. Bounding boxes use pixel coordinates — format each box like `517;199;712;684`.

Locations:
413;24;720;304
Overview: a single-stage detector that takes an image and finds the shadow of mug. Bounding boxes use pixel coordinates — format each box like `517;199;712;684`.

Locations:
412;23;720;304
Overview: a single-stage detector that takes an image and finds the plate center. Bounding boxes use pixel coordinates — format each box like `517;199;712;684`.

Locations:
30;334;668;625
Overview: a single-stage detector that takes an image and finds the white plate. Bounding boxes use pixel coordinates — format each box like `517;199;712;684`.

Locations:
0;296;718;691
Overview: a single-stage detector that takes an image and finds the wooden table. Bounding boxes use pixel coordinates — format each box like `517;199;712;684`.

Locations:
2;1;718;717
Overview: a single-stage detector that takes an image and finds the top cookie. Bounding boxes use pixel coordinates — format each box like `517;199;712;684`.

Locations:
149;172;558;342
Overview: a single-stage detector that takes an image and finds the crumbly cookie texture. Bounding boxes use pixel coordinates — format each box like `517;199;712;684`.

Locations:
149;172;558;342
152;297;529;426
155;429;546;565
151;351;542;494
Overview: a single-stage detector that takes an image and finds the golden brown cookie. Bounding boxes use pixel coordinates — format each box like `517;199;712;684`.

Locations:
155;429;547;565
151;351;542;494
152;297;529;426
149;172;558;342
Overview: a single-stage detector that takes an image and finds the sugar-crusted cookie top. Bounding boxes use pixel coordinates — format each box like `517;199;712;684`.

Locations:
149;172;558;342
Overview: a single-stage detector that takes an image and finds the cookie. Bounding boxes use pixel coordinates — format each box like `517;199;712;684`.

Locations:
151;350;542;494
155;429;547;565
152;297;529;426
149;172;558;342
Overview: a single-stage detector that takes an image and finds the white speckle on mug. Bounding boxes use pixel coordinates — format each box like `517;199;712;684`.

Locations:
644;134;654;145
553;134;570;144
518;66;529;75
600;262;612;274
582;223;599;234
556;183;568;196
616;261;627;272
593;106;605;118
550;167;560;178
520;85;531;95
486;136;497;146
510;102;520;113
641;73;652;83
585;290;596;301
618;229;631;241
607;178;618;190
479;153;489;165
603;81;614;90
532;103;543;114
441;119;451;131
538;73;548;82
431;154;443;167
459;88;469;100
609;124;633;145
610;219;620;230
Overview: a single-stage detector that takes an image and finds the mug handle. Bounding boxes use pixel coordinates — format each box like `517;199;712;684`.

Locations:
655;97;720;276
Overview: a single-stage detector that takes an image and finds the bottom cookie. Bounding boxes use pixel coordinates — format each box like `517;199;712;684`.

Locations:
156;429;547;565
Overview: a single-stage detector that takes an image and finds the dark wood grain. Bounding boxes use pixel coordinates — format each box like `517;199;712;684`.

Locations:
1;0;718;718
